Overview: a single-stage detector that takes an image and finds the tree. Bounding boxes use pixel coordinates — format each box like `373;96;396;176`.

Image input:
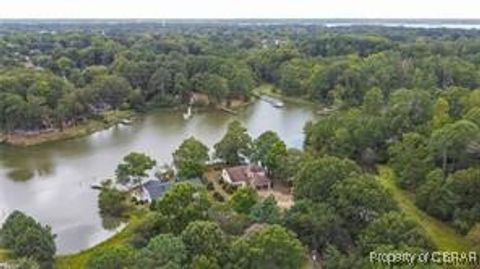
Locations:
115;152;156;186
416;169;455;221
284;200;348;251
293;155;361;202
432;97;451;129
249;195;281;224
252;131;287;179
173;137;209;179
181;221;228;262
448;167;480;233
91;75;134;109
362;87;384;114
230;187;259;215
230;225;305;269
430;120;479;174
86;246;134;269
135;234;187;269
196;73;228;105
190;255;221;269
228;67;254;99
98;185;128;217
386;89;433;135
214;120;252;165
0;211;56;267
275;148;305;185
154;182;211;233
358;212;432;254
388;132;434;189
331;175;396;233
5;258;40;269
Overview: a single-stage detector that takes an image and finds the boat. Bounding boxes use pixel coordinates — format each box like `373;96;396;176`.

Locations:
261;95;284;108
0;208;10;225
183;106;192;120
119;119;133;125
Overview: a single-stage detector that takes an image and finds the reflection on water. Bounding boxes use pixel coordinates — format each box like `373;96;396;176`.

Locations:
100;214;125;230
0;99;316;254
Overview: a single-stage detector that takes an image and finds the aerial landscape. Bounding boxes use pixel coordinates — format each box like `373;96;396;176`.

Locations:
1;1;480;269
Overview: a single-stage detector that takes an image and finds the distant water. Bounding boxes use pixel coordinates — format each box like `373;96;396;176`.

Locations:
325;22;480;29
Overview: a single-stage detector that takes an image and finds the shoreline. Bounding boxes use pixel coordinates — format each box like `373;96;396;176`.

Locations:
0;110;135;147
0;98;255;147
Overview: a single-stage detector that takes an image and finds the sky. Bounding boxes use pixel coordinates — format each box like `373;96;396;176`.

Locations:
1;0;480;19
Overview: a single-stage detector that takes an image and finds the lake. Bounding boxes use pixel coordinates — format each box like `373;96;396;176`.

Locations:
0;99;315;254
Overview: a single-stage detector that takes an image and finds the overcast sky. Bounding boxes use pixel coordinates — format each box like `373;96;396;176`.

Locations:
1;0;479;19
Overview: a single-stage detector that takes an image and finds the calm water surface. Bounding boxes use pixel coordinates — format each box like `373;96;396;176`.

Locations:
0;99;315;254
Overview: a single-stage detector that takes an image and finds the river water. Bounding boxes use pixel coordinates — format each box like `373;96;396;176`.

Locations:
0;99;315;254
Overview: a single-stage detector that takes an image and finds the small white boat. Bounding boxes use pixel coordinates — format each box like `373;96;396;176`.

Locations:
119;119;133;125
261;96;284;108
183;106;192;120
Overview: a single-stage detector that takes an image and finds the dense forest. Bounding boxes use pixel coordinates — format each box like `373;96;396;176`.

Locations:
1;21;480;268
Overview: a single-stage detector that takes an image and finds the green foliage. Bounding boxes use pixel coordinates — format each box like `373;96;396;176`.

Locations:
173;137;209;179
229;187;259;215
430;119;479;173
135;234;187;269
4;258;41;269
98;186;128;217
293;155;361;202
0;211;56;268
388;132;434;189
115;152;156;185
214;120;252;165
86;246;134;269
358;211;432;254
432;97;451;129
190;255;220;269
154;182;211;233
331;175;396;232
230;225;305;269
249;195;281;224
416;169;456;221
251;131;287;179
181;221;227;262
284;200;346;251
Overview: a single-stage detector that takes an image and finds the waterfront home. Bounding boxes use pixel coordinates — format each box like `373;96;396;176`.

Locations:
133;180;172;203
221;164;271;189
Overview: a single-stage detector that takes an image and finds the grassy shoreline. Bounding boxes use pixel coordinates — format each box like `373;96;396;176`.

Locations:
0;110;134;147
55;209;147;269
253;84;319;107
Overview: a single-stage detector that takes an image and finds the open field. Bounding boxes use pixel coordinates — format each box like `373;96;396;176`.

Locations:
377;166;472;252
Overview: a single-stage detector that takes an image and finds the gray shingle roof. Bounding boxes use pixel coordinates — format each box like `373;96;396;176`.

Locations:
143;180;172;201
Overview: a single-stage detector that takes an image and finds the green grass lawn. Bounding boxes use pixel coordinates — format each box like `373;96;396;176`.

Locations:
55;209;147;269
0;249;9;261
253;84;318;107
377;166;472;252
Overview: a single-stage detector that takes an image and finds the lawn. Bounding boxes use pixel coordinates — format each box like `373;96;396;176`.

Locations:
0;249;9;261
253;84;318;107
377;166;472;252
55;209;147;269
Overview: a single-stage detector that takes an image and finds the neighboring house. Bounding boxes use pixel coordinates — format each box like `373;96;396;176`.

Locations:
222;164;271;189
133;180;172;203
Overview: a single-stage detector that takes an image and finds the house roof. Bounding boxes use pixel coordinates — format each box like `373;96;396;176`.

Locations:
225;165;271;186
143;180;172;201
225;165;250;183
251;173;271;187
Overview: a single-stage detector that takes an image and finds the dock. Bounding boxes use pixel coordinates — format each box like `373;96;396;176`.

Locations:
219;106;237;114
